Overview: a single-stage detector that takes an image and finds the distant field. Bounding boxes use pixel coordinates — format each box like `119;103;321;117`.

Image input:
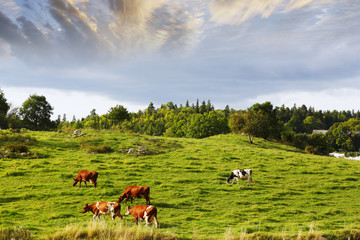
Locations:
1;129;360;239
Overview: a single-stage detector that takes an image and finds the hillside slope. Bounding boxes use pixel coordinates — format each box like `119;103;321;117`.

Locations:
1;130;360;239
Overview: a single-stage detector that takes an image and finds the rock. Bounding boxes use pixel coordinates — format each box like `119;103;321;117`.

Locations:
73;130;85;137
137;147;148;153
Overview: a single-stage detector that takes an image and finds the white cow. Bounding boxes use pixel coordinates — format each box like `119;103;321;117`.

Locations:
226;169;252;185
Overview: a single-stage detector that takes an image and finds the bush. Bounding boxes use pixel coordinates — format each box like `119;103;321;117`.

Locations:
86;144;113;154
305;145;315;154
4;144;29;153
292;133;311;150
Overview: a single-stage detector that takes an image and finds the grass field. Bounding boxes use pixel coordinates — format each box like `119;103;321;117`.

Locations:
1;129;360;239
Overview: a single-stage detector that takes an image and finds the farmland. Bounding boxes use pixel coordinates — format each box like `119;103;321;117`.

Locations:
1;129;360;239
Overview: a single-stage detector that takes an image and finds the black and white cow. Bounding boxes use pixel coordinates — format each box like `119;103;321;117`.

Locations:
226;169;252;185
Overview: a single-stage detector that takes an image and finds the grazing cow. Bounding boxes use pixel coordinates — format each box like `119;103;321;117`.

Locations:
73;171;98;188
226;169;252;185
125;205;159;228
82;201;122;220
117;186;150;205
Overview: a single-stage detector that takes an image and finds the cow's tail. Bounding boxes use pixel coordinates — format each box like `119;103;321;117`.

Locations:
148;206;158;226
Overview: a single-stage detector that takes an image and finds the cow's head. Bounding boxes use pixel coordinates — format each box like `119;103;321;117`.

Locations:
117;195;125;203
82;203;90;213
125;206;131;216
226;177;231;184
73;178;79;186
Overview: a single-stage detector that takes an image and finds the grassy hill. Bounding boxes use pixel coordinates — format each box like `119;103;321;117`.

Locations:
1;129;360;239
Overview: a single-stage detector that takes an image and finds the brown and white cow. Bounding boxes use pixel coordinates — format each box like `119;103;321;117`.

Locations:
82;201;122;220
73;171;98;188
125;205;159;228
117;186;150;205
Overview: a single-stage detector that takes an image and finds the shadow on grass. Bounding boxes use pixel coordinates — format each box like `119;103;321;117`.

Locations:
0;196;22;203
155;202;180;209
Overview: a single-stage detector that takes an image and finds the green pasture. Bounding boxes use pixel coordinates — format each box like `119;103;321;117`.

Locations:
1;129;360;239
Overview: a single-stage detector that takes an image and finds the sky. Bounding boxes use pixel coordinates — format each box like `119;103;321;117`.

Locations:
0;0;360;119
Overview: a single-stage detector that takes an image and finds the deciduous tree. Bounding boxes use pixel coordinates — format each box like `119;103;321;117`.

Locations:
19;94;54;130
0;89;10;129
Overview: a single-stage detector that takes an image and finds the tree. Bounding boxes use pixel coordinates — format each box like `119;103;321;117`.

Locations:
108;105;130;126
147;102;155;114
230;109;270;143
326;118;360;152
303;116;326;134
242;110;271;143
7;107;22;129
19;94;54;130
249;102;283;139
0;89;10;129
199;100;206;114
224;105;230;118
286;112;305;133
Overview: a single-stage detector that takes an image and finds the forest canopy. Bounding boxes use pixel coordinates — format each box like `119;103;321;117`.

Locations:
1;88;360;154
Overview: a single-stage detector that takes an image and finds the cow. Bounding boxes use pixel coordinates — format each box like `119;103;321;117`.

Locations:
117;186;150;205
125;205;159;228
82;201;122;220
73;171;98;188
226;169;252;185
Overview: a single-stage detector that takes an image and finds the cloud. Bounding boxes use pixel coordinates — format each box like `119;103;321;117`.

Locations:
0;0;203;66
0;10;25;45
209;0;332;25
2;86;147;119
1;0;359;115
243;88;360;111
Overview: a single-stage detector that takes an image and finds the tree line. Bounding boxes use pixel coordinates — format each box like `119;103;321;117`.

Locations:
1;89;360;154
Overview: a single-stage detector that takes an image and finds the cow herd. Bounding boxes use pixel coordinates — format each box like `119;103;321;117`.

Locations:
73;170;158;227
73;168;252;228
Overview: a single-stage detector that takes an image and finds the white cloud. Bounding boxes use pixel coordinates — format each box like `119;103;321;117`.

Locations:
2;86;147;120
244;88;360;111
209;0;333;25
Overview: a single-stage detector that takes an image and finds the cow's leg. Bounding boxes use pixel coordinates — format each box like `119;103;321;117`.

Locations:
84;181;87;187
145;216;149;226
134;216;139;225
79;179;82;188
247;176;252;186
93;214;97;220
146;196;151;205
153;216;159;228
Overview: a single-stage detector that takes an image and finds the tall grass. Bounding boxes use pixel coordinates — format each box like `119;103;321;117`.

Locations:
47;220;177;240
0;227;32;240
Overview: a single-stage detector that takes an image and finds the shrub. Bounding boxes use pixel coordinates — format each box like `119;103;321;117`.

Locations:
4;144;29;153
86;144;113;154
305;145;315;154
